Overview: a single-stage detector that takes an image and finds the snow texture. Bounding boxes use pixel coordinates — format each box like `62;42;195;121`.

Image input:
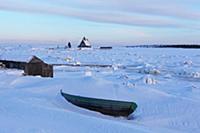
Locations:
0;44;200;133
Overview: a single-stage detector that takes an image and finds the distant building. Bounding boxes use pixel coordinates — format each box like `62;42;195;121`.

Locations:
100;47;112;49
24;56;53;78
64;42;72;49
68;42;72;48
78;37;91;48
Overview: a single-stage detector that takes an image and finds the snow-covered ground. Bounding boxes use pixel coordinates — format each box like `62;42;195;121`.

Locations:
0;44;200;133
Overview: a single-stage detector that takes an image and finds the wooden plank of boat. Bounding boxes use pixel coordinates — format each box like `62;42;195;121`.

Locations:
60;90;137;117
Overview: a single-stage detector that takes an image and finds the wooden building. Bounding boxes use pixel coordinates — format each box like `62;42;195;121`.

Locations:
100;47;112;50
0;60;26;70
24;56;53;78
78;37;91;48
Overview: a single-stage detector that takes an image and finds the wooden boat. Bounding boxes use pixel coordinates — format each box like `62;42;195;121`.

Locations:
60;90;137;117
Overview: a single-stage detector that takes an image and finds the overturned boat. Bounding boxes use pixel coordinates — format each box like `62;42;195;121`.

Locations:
60;90;137;117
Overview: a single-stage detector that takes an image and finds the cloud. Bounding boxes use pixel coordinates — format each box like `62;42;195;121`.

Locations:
0;0;199;29
50;0;200;20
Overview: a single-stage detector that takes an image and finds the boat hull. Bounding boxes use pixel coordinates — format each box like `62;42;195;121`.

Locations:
60;90;137;117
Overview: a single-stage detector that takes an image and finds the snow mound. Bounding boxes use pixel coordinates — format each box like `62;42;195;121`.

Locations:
138;63;161;75
85;70;92;77
143;75;158;85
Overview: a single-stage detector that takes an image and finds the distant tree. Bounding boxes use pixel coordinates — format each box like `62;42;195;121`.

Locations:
68;42;71;48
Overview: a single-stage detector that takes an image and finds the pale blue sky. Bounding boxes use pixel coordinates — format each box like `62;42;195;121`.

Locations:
0;0;200;45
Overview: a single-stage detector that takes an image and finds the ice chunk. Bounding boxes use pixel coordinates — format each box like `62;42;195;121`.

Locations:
143;75;158;85
85;70;92;77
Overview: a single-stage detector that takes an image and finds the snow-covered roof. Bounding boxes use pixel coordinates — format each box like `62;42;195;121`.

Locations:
78;37;91;48
83;39;91;47
28;56;44;63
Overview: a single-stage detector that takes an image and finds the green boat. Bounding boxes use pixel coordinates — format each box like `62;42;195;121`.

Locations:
60;90;137;117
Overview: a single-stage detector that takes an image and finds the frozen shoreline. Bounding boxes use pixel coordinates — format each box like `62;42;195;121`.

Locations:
0;45;200;133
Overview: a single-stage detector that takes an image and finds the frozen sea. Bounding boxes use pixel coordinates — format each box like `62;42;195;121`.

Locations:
0;44;200;133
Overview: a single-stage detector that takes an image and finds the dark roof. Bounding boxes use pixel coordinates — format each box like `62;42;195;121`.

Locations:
28;56;44;63
78;37;91;48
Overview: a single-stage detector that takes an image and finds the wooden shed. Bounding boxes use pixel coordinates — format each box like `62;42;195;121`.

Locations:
24;56;53;78
78;37;91;48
